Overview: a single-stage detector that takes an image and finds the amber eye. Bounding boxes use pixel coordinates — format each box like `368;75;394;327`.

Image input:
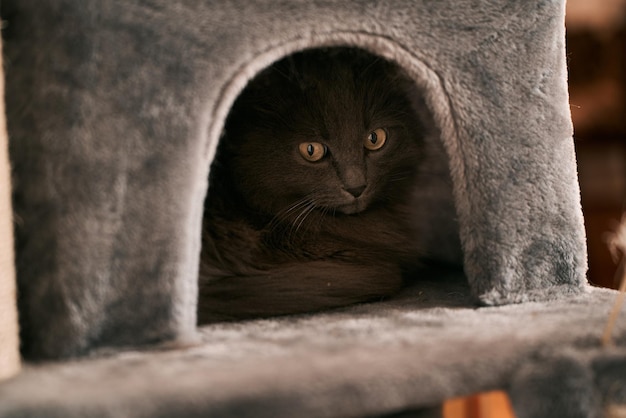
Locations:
298;142;327;162
364;128;387;151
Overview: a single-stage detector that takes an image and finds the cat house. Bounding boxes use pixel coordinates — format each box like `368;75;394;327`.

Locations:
1;1;625;417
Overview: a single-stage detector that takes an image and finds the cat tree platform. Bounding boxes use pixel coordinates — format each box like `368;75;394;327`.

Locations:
2;273;626;417
1;1;626;417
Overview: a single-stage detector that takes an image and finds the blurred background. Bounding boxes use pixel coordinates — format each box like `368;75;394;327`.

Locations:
568;0;626;290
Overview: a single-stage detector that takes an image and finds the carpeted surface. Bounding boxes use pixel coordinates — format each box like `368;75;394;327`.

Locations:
1;269;624;417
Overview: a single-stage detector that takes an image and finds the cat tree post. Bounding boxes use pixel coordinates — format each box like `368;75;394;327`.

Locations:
0;36;20;380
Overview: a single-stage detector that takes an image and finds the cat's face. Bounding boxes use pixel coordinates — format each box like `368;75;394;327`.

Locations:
222;49;423;219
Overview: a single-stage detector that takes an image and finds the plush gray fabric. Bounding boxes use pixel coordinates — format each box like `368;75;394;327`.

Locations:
0;272;624;417
1;0;609;416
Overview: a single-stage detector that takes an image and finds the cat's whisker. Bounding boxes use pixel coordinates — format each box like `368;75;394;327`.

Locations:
292;201;318;235
389;176;409;182
283;198;312;215
270;192;327;243
269;197;312;229
292;204;311;228
312;206;329;228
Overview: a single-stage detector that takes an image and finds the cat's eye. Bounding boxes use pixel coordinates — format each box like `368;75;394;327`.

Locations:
298;142;327;162
364;128;387;151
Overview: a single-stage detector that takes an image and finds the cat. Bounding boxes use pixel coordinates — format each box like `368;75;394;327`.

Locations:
198;48;425;323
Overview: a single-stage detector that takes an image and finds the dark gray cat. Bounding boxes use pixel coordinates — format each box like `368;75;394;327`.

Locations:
198;48;424;323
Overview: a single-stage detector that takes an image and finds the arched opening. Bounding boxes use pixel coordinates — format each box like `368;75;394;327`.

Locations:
196;44;463;324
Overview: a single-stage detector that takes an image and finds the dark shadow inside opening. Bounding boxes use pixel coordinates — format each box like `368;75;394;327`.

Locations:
197;47;463;325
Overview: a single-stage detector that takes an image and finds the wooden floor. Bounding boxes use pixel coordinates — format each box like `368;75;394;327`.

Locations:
443;391;515;418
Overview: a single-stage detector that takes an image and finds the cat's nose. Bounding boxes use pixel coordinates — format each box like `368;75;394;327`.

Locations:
344;185;366;198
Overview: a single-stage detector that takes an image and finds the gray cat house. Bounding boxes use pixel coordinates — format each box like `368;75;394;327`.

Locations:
1;1;625;417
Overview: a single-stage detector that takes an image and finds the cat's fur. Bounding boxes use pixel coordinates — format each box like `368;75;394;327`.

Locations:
198;48;424;323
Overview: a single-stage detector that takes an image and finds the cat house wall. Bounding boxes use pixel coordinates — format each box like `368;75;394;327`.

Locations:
2;0;587;359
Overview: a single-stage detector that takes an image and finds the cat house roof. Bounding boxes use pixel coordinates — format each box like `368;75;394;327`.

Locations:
1;1;624;417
